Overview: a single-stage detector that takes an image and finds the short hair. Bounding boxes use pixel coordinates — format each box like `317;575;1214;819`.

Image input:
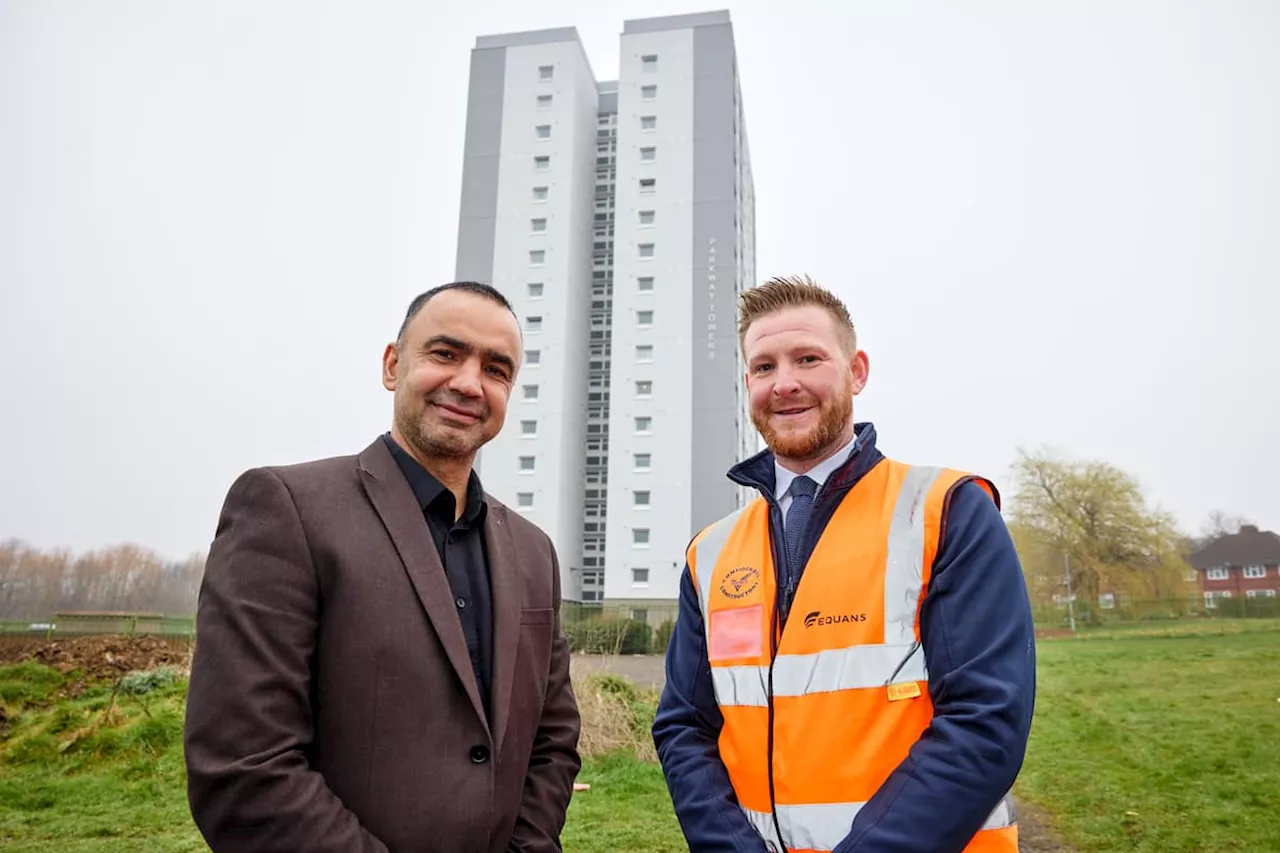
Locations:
737;274;857;353
397;281;516;342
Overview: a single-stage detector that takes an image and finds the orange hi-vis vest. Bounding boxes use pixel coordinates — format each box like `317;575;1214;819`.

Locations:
688;458;1019;853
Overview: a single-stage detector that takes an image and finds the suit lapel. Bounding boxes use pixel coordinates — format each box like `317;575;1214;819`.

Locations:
357;439;489;732
484;501;521;754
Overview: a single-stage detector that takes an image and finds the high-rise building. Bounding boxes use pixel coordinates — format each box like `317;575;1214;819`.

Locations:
454;10;756;610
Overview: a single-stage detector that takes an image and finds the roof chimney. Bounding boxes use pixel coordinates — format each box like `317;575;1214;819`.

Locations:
1240;524;1259;534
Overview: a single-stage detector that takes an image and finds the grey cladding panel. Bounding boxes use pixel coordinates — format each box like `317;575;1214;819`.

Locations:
690;23;742;536
624;11;731;34
455;47;505;284
475;27;579;49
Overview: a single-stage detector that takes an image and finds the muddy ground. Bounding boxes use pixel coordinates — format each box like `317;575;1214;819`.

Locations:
0;633;191;689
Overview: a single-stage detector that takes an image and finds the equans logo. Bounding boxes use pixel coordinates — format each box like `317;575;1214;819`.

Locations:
804;610;868;628
718;566;760;600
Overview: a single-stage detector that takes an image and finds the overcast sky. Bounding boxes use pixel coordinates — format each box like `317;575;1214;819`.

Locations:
2;0;1276;561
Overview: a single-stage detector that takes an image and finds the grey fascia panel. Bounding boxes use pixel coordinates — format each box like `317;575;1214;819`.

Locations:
623;10;731;34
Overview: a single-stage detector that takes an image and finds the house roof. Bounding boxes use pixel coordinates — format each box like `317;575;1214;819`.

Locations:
1189;525;1280;569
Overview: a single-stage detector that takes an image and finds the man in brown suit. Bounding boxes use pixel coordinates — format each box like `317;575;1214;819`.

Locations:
184;282;581;852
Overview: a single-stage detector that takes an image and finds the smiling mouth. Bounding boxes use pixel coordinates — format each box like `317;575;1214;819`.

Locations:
435;403;482;422
774;407;812;417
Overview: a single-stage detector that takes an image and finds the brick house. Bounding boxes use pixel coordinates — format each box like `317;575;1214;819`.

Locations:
1188;525;1280;609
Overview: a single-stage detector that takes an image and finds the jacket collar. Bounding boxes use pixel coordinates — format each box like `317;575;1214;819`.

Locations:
728;421;885;504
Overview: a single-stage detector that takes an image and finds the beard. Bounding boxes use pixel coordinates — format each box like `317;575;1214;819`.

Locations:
751;379;853;462
395;391;491;460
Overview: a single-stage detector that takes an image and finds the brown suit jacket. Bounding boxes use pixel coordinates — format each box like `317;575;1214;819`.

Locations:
184;437;581;853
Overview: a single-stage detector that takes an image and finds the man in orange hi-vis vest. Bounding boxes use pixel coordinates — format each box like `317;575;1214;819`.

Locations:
653;276;1036;853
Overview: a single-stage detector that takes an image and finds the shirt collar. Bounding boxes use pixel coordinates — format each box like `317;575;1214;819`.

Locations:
774;429;861;502
381;432;487;524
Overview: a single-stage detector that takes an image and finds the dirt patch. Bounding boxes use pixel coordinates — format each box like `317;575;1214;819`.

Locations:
1016;798;1077;852
0;634;192;684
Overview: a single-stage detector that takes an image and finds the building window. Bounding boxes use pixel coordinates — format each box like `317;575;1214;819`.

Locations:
531;218;547;234
517;492;534;508
527;282;544;298
519;456;535;472
1244;565;1266;579
539;65;554;80
641;84;657;100
641;115;656;131
636;380;652;396
634;490;651;507
636;344;654;362
536;94;552;109
633;528;650;545
522;384;539;400
532;186;548;202
639;210;655;226
1207;567;1229;580
637;310;654;326
638;243;654;259
521;419;537;436
633;567;650;585
635;452;651;470
635;416;652;433
637;276;654;292
535;124;551;140
639;178;656;193
640;147;656;162
525;348;541;365
529;250;545;265
534;156;550;171
641;54;658;72
525;316;543;332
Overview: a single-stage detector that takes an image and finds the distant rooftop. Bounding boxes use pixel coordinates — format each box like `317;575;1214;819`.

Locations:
474;10;732;49
474;27;582;50
1190;524;1280;568
623;10;732;34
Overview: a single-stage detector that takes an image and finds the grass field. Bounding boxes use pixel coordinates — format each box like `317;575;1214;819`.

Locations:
2;626;1278;852
1017;627;1280;852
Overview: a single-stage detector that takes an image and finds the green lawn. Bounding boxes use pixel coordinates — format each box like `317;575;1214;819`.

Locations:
1016;630;1280;852
0;663;683;853
3;629;1279;852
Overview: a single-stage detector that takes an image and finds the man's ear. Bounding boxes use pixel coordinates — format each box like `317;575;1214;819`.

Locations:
850;349;870;395
382;343;400;392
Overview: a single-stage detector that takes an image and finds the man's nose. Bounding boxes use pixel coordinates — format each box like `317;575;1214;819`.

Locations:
448;359;484;397
771;364;802;395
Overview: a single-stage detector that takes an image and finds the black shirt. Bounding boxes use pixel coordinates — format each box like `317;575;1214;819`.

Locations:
382;433;493;717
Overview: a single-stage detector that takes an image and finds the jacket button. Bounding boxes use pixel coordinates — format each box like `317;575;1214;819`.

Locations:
469;745;490;764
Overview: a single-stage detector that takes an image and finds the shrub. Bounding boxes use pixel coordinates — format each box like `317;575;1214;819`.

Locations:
653;620;675;652
118;665;182;697
572;670;659;761
565;619;653;655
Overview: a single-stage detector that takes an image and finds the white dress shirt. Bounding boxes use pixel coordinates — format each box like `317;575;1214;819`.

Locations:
774;431;861;526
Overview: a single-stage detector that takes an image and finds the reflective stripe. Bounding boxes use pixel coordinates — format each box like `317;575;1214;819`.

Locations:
712;642;927;706
744;794;1017;851
691;505;749;626
883;465;945;648
983;792;1017;830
